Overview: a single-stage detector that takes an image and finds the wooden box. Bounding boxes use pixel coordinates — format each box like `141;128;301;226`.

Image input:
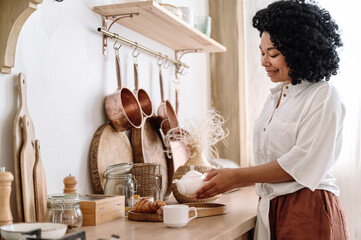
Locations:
80;194;124;226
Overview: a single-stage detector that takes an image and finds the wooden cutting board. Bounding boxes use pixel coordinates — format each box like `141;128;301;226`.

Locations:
132;117;169;196
89;123;133;194
13;73;35;222
33;140;47;222
20;115;36;222
127;203;227;222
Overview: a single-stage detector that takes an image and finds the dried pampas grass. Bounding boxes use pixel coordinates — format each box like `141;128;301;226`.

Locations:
164;110;229;161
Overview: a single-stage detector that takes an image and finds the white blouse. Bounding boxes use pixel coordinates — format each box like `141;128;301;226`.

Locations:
253;81;345;240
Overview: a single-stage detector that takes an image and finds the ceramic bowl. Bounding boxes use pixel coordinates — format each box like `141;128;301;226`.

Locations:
159;3;183;18
0;222;67;240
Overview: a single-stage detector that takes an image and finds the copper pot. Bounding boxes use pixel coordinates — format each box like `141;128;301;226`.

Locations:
104;51;143;131
157;68;179;135
133;63;153;117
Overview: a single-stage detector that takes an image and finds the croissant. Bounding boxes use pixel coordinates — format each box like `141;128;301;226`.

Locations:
133;198;167;213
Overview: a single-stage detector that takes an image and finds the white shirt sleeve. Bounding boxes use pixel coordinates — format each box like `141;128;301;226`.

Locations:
277;84;345;191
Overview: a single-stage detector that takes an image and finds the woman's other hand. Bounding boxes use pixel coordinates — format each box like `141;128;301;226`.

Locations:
194;168;249;200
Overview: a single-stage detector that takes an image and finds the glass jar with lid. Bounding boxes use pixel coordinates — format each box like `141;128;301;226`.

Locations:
103;164;136;214
46;193;83;232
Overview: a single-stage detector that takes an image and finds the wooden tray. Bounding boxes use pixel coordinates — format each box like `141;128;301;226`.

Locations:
127;211;163;222
184;203;227;218
127;203;227;222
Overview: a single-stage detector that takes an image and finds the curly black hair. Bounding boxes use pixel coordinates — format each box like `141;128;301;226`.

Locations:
252;0;342;85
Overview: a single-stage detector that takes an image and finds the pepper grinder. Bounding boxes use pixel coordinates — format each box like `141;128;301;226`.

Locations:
0;167;14;226
63;174;78;194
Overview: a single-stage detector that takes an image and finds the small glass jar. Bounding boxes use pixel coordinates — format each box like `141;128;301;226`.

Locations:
46;193;83;232
104;172;136;214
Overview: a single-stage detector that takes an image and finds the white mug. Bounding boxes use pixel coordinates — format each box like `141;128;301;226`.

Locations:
163;205;198;228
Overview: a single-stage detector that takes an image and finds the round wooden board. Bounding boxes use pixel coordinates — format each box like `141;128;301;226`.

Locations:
132;117;169;196
89;123;133;193
127;211;163;222
127;203;227;222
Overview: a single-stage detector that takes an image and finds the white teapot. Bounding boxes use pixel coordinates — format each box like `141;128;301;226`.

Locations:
172;166;207;196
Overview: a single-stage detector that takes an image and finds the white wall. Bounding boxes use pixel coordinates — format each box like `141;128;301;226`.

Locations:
243;0;275;165
0;0;210;220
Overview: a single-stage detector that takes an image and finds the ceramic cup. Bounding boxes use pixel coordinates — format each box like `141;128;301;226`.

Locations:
163;205;198;228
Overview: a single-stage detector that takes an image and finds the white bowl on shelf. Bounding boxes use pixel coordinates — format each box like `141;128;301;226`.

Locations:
159;3;183;19
0;222;67;240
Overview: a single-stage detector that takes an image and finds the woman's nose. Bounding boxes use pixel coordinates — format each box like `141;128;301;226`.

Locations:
261;56;270;67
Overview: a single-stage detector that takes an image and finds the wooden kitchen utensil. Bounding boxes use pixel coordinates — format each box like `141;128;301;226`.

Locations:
89;123;133;194
33;140;47;222
13;72;35;222
20;115;36;222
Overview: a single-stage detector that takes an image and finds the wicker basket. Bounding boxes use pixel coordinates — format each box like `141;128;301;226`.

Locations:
171;165;219;203
131;163;164;200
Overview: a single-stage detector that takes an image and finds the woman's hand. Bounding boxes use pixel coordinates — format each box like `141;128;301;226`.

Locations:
193;160;294;200
194;168;249;200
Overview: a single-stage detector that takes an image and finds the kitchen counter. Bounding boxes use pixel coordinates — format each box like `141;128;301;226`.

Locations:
81;186;258;240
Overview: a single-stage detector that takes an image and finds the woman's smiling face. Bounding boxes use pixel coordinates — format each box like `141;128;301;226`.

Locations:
259;31;292;84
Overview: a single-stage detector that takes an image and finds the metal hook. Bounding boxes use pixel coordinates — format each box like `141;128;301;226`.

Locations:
180;68;188;75
132;43;140;58
179;65;188;75
163;57;171;69
175;64;182;74
113;35;122;50
157;54;165;67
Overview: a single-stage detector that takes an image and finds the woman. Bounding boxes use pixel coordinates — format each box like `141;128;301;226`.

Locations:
194;0;349;239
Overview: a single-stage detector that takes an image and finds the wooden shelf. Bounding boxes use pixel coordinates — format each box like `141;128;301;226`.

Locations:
0;0;42;74
93;1;226;53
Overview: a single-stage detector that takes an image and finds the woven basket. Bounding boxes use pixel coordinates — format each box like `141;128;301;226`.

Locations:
171;165;219;203
131;163;164;200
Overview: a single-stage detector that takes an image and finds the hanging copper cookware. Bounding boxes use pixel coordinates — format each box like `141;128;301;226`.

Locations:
157;68;179;135
131;62;170;197
104;50;143;131
133;63;153;117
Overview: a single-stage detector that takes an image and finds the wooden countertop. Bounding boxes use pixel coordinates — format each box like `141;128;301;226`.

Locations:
81;186;258;240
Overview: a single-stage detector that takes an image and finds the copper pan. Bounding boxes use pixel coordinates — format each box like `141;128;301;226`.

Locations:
104;50;143;131
133;63;153;117
131;63;170;197
157;68;179;135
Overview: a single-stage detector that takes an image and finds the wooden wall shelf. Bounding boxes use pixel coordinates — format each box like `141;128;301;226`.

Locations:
93;1;226;53
0;0;42;74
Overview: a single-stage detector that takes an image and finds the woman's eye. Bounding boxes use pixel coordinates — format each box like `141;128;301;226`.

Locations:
261;53;265;56
270;54;279;58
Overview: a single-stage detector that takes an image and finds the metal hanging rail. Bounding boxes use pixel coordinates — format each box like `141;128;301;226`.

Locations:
97;28;189;69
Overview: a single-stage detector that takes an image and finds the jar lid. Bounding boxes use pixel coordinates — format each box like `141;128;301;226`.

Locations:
47;193;80;204
103;163;132;178
105;173;134;179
